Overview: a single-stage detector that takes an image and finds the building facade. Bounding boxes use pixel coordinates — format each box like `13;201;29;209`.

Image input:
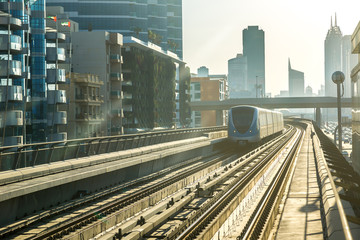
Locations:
228;54;248;98
189;76;227;128
0;1;70;145
122;36;184;132
288;59;304;97
351;21;360;174
64;73;104;139
46;0;183;59
243;26;265;98
342;35;358;98
71;31;123;136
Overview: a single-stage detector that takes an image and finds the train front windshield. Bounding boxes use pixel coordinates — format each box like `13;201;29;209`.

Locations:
232;107;255;134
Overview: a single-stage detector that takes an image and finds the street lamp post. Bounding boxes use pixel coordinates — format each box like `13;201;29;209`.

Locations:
332;71;345;152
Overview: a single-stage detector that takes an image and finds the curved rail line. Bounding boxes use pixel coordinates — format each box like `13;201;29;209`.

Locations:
174;126;300;240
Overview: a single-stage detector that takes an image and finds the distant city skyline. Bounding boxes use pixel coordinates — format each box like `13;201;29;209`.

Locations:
183;0;360;96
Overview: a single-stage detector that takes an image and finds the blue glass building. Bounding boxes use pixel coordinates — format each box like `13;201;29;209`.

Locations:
29;0;47;142
0;0;29;146
47;0;183;59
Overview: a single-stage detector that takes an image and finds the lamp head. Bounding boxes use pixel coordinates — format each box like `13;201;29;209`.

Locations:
332;71;345;84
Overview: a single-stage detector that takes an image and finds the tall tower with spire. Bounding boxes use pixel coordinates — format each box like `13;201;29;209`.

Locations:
324;14;342;97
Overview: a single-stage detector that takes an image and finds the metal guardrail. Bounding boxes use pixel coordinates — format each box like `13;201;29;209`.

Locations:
312;122;354;240
0;126;227;171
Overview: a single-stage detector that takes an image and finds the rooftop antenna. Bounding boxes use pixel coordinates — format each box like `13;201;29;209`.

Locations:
331;16;333;28
335;13;337;26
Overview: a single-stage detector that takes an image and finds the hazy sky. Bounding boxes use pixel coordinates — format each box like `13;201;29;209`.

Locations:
182;0;360;96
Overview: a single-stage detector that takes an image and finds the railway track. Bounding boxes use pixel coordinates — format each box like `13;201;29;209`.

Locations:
165;124;304;240
1;150;234;239
98;124;300;240
92;125;298;240
3;126;297;240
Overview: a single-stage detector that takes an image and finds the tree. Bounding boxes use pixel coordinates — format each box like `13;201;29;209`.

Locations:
167;39;179;52
132;26;142;38
148;30;162;45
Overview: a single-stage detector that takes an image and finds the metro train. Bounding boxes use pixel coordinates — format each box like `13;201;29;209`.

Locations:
228;106;284;144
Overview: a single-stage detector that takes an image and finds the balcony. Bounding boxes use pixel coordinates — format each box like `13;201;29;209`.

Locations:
0;35;21;53
4;136;23;146
123;105;133;113
75;94;103;104
46;47;66;62
49;132;67;142
48;90;66;104
0;15;22;30
75;113;103;121
0;60;22;78
110;54;121;63
3;110;23;126
110;72;123;81
123;93;132;100
45;32;66;42
122;81;132;87
47;111;67;126
110;90;122;99
72;73;103;85
0;85;22;102
47;69;66;84
111;109;124;118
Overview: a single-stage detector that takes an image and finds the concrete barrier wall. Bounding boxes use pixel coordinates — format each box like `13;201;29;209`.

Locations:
312;127;360;239
0;135;227;226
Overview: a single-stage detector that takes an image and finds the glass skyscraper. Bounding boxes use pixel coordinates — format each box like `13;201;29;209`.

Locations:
30;0;47;142
242;26;265;98
47;0;183;59
1;0;68;145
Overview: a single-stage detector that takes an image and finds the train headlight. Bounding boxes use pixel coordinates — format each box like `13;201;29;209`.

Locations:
233;130;236;133
249;130;252;133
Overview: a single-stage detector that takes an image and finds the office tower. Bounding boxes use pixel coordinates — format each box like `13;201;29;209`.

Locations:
228;54;248;98
243;26;265;98
46;0;183;59
324;15;342;97
305;86;313;96
288;59;304;97
197;66;209;77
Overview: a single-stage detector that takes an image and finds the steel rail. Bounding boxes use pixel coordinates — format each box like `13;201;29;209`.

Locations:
26;152;238;240
239;127;303;239
313;125;353;240
175;127;297;240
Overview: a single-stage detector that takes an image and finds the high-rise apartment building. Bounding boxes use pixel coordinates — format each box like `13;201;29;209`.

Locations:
122;36;184;132
228;54;248;98
1;1;69;145
71;31;123;136
46;0;183;59
0;8;25;146
243;26;265;98
288;59;304;97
